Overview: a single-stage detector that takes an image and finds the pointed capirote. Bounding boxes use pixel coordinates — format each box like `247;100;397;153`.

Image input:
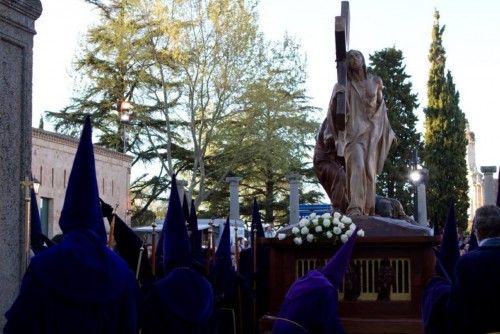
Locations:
160;174;192;274
59;116;106;242
321;228;358;287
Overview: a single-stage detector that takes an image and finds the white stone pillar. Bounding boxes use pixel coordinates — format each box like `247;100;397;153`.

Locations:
226;177;242;220
481;166;497;205
417;183;428;226
287;175;301;225
0;0;42;327
176;178;188;204
416;168;429;226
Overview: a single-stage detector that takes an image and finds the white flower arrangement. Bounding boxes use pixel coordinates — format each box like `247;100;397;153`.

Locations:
284;212;365;245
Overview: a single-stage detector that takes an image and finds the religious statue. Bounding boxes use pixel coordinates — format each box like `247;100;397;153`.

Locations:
313;50;395;216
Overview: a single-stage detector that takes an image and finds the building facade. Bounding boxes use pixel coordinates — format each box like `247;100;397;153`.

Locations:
466;127;498;225
32;128;133;237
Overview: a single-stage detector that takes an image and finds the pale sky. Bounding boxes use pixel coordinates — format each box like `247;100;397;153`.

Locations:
33;0;500;171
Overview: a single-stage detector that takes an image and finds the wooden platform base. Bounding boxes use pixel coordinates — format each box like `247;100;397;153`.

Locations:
342;317;423;334
260;219;440;334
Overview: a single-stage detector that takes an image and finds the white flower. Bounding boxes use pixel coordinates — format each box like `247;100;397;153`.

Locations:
306;234;314;243
357;229;365;237
341;234;349;243
341;216;352;224
277;233;286;240
322;212;331;218
326;231;333;239
338;222;345;229
333;211;341;219
315;225;323;233
301;226;309;235
333;217;341;225
346;229;354;237
349;223;356;230
309;212;317;219
294;237;303;245
292;227;300;234
322;218;331;227
333;226;342;235
298;219;308;227
312;218;319;226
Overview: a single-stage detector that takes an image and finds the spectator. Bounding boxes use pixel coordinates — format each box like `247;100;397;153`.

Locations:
446;205;500;334
265;225;276;238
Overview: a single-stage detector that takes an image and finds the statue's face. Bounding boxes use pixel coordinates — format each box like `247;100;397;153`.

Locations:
348;50;364;70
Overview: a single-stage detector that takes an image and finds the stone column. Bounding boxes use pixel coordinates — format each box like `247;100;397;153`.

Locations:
0;0;42;327
176;178;188;203
416;184;427;226
226;177;242;220
287;175;301;225
481;166;497;205
416;168;429;227
410;168;429;227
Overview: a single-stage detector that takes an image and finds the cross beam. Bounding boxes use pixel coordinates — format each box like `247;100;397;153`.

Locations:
334;1;350;132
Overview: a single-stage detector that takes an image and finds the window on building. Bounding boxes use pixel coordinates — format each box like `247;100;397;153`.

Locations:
39;166;43;186
102;177;105;195
111;180;114;196
51;168;54;188
40;197;51;236
64;170;67;188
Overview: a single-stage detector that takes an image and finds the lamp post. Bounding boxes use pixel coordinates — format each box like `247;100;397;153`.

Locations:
118;99;132;153
410;150;419;222
20;177;33;271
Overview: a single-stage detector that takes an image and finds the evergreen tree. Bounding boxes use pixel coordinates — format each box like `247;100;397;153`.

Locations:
424;11;469;231
369;47;421;215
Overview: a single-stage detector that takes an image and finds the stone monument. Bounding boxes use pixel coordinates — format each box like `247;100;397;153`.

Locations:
0;0;42;328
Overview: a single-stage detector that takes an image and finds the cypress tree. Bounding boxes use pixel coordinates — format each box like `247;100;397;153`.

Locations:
369;47;421;214
424;10;469;231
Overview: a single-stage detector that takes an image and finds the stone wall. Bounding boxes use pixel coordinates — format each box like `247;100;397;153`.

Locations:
0;0;42;328
32;128;133;236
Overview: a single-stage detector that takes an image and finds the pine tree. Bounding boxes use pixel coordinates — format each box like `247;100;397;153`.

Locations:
369;47;421;214
424;11;469;231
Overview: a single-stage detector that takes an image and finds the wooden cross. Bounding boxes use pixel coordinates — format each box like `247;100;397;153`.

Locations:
334;1;350;133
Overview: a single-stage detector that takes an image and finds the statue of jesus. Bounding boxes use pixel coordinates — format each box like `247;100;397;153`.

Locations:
313;50;395;216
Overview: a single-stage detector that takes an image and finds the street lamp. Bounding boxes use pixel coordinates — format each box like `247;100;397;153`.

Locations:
118;99;133;153
32;177;40;194
133;197;142;208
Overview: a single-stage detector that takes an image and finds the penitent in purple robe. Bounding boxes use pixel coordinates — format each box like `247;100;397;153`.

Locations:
272;270;345;334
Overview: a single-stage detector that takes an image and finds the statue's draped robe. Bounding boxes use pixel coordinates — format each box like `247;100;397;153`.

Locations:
313;120;348;212
315;74;395;215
